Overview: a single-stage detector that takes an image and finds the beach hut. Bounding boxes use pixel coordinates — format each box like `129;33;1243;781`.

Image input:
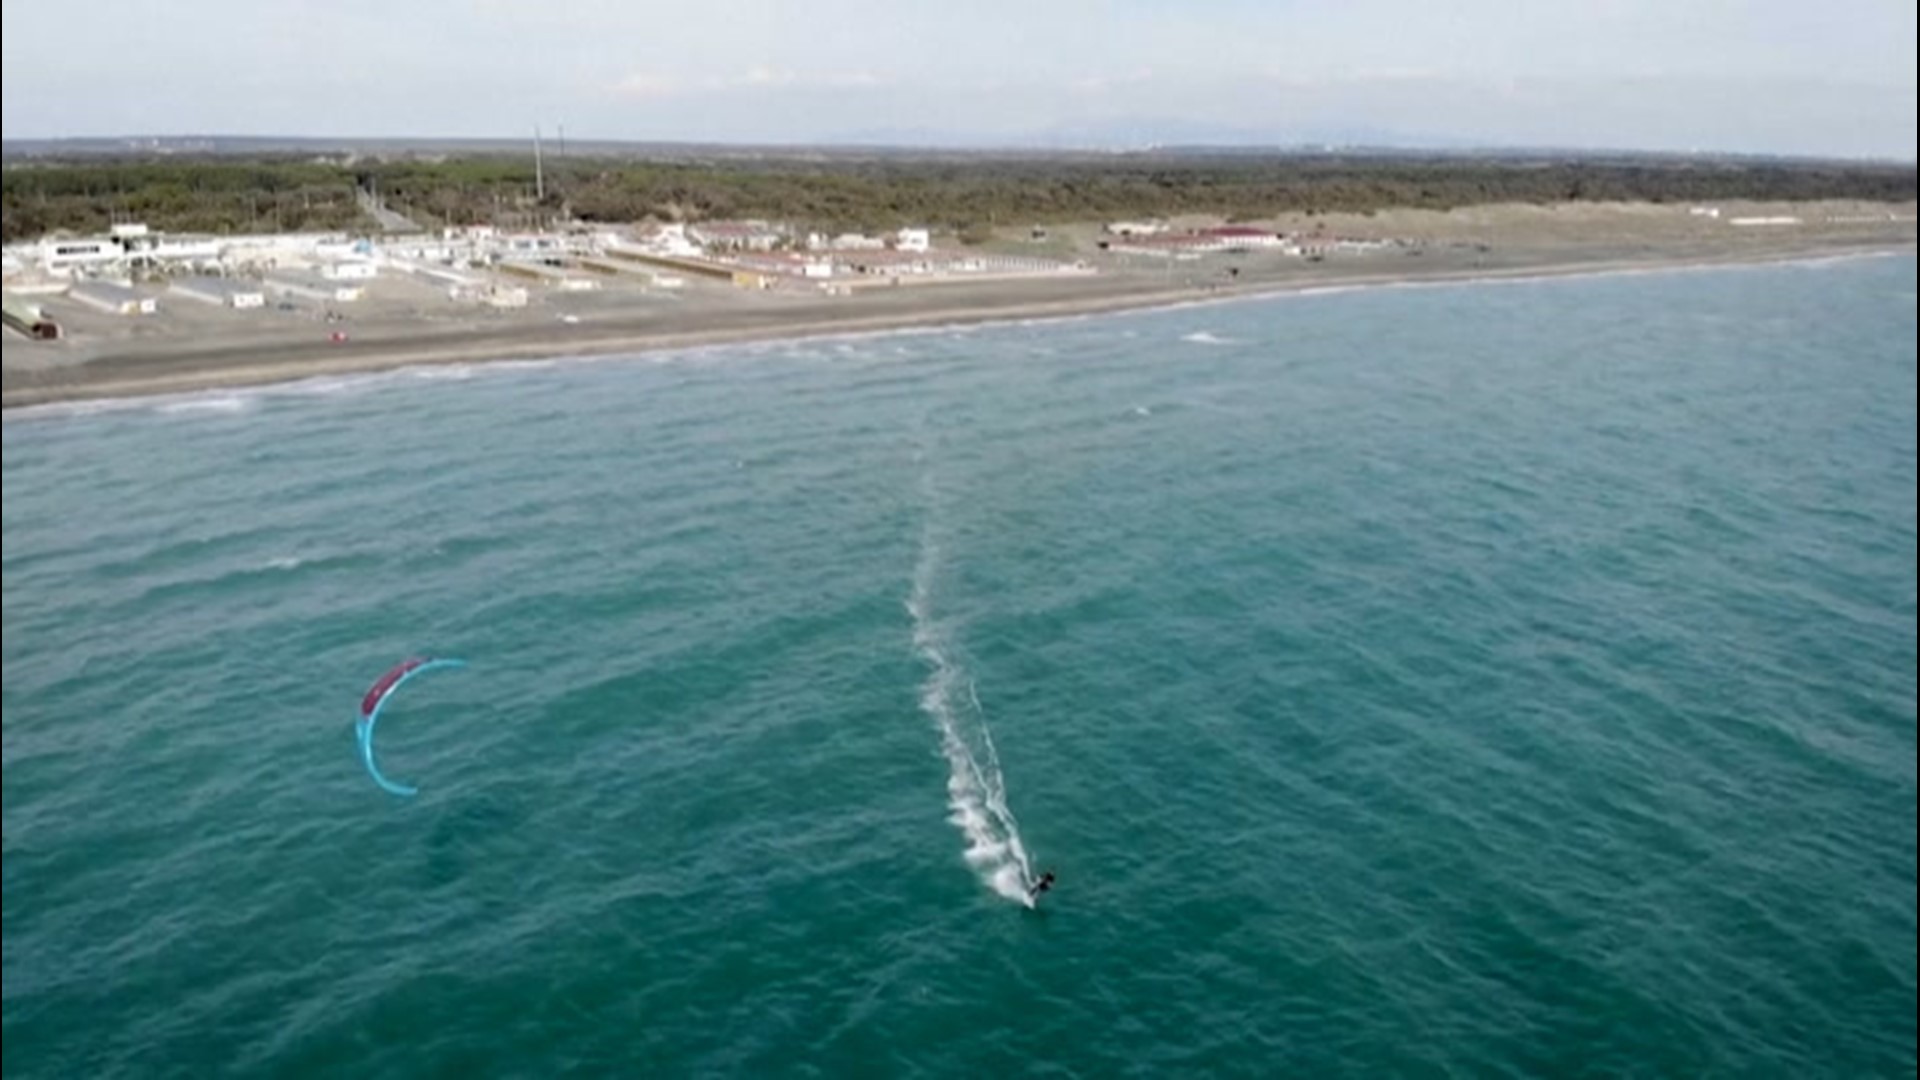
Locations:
69;280;157;315
172;276;267;309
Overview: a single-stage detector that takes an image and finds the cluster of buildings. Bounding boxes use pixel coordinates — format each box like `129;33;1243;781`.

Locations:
605;221;1088;291
0;214;1090;337
1098;221;1393;259
4;210;1385;341
0;222;654;329
3;223;399;322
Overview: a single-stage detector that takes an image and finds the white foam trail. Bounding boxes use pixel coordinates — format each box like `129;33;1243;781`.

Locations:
1180;330;1234;345
909;514;1036;907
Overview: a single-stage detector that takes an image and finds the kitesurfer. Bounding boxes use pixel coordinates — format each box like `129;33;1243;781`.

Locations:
1028;871;1056;902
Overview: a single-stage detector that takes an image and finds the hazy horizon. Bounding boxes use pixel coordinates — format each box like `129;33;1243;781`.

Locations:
2;0;1915;160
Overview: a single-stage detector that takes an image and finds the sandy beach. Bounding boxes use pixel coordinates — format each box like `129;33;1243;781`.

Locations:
5;200;1913;410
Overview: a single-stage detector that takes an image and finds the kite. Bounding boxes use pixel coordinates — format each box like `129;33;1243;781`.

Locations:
356;657;466;797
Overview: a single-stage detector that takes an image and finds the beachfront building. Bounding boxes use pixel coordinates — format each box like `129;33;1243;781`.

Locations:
1291;235;1392;258
1104;234;1218;257
963;253;1087;275
828;233;887;251
69;280;157;315
895;228;931;253
1105;226;1288;257
1198;226;1285;249
619;224;703;258
266;272;364;304
495;232;572;257
827;249;1084;282
121;232;225;272
35;226;377;278
720;252;834;285
690;221;784;252
579;252;690;289
219;232;363;270
1104;220;1168;237
836;250;938;278
171;276;268;309
498;260;601;290
41;238;126;276
448;282;530;308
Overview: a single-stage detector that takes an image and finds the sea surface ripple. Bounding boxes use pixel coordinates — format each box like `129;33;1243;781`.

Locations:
4;257;1915;1077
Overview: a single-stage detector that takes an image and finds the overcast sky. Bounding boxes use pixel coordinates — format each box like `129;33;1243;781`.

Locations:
3;0;1914;158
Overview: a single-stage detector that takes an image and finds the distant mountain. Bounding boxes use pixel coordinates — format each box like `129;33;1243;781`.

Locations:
826;118;1486;152
4;133;1901;168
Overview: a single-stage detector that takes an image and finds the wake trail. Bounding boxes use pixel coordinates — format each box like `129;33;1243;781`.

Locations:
909;498;1036;907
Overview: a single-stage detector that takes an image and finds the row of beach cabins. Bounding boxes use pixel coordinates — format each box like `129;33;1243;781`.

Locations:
2;271;375;341
3;215;1349;339
1097;221;1395;258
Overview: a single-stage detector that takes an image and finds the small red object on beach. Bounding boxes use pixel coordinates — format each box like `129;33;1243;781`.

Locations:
330;330;350;344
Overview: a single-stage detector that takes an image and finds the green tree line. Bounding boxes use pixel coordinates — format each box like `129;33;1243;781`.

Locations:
4;153;1914;243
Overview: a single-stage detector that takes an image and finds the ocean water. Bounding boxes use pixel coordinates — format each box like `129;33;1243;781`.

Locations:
3;257;1915;1078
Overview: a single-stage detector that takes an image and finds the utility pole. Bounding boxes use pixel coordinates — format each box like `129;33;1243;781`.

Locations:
534;125;546;202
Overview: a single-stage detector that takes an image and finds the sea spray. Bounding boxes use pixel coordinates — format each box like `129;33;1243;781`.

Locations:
909;491;1036;905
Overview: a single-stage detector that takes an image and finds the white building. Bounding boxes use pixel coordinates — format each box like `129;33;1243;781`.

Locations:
43;238;126;275
895;228;931;253
222;232;358;266
172;276;267;309
314;237;372;261
831;232;887;251
449;282;529;308
607;225;703;260
690;221;784;252
69;280;157;315
496;232;570;257
267;272;363;303
1199;227;1285;248
121;233;225;267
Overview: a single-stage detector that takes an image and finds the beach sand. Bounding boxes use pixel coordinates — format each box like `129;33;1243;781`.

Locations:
5;200;1913;410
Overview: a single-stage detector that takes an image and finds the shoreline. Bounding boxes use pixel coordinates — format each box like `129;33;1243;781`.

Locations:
5;240;1914;413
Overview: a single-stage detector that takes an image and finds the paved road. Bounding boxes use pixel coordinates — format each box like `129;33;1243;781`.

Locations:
356;188;419;232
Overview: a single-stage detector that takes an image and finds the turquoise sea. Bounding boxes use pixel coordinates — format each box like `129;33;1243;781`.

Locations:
4;257;1915;1078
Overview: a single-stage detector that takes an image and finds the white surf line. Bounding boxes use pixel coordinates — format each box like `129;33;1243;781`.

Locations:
909;485;1037;906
